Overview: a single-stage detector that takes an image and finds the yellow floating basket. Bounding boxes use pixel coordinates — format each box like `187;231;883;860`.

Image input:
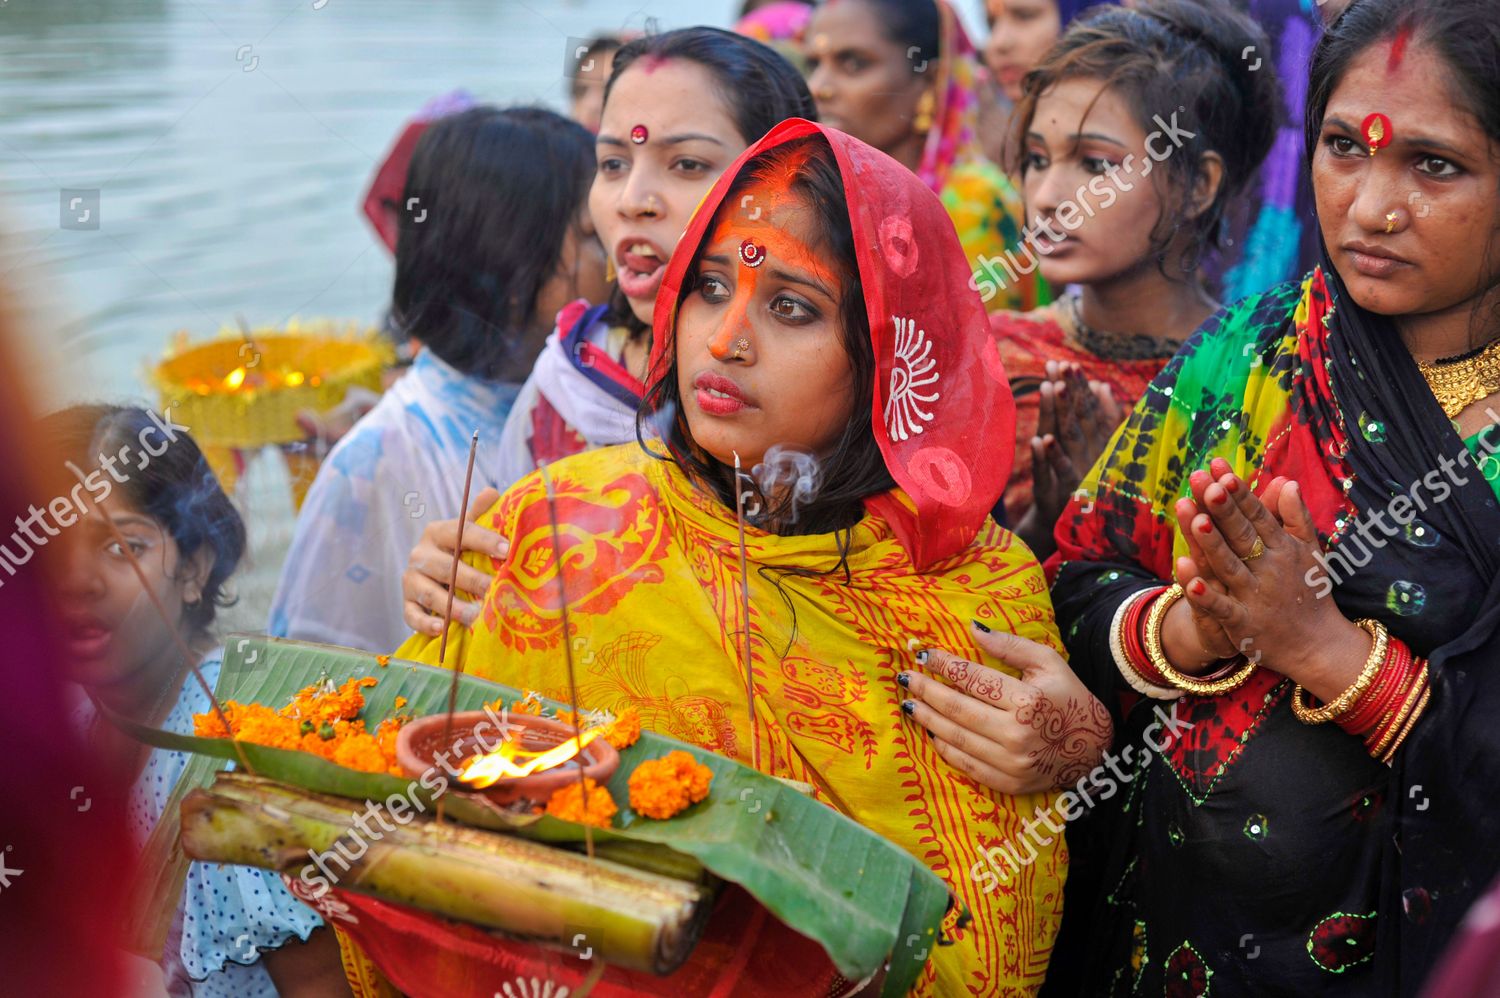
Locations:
153;321;395;501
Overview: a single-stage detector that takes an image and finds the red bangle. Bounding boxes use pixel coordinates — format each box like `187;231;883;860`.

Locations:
1340;637;1414;737
1122;587;1169;685
1358;641;1417;736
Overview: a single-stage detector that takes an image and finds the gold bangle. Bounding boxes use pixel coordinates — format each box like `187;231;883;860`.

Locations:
1144;584;1258;696
1379;684;1431;764
1371;661;1429;760
1291;619;1388;724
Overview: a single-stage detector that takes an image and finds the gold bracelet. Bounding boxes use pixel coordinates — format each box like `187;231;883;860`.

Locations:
1379;684;1431;764
1144;584;1258;696
1371;661;1430;760
1291;619;1389;724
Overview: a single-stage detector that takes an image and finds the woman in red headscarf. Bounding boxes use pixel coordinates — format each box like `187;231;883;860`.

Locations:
396;119;1110;995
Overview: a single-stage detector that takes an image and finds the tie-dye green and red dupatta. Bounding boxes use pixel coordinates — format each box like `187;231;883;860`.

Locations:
1045;266;1500;995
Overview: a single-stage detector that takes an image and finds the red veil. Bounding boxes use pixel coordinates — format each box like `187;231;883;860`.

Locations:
651;119;1016;569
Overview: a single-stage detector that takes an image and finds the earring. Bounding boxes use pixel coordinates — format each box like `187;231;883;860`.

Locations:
913;89;936;134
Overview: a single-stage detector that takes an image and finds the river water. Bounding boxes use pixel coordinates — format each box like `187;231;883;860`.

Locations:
0;0;735;405
0;0;986;630
0;0;736;628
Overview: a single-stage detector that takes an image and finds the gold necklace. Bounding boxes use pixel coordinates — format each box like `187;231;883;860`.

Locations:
1417;338;1500;419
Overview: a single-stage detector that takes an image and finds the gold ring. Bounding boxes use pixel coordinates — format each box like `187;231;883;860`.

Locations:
1243;536;1265;561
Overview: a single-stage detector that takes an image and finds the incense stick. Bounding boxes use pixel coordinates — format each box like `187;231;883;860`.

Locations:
539;460;593;861
437;431;481;824
732;452;761;773
97;513;253;774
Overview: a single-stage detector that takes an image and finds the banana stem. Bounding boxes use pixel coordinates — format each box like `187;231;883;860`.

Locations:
181;773;712;975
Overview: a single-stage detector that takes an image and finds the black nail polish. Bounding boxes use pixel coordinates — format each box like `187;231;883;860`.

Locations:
972;619;991;633
915;650;929;665
900;699;916;716
896;671;911;689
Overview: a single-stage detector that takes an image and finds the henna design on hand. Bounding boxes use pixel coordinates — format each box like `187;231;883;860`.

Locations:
1017;692;1113;787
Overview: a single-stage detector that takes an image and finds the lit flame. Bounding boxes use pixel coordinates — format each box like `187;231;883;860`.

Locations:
457;727;602;789
224;366;247;390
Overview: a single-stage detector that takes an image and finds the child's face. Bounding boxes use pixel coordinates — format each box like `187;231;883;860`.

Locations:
674;173;856;470
58;489;205;696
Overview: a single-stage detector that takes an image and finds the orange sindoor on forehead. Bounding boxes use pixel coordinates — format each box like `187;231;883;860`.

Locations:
707;159;841;291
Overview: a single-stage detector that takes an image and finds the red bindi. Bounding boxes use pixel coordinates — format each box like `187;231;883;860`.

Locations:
739;239;766;268
1361;113;1392;157
630;124;648;145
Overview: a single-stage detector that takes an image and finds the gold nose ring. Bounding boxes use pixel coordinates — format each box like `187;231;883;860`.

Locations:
1385;211;1399;234
731;338;749;359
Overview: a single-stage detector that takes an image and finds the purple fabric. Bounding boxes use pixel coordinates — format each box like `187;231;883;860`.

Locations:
1055;0;1113;25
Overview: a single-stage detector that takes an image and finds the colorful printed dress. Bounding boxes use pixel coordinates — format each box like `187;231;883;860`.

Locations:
991;297;1178;525
397;118;1069;995
1046;268;1500;995
398;445;1066;997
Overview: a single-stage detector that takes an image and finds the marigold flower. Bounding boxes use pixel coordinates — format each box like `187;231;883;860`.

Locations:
512;692;545;716
194;677;401;773
376;655;391;668
602;707;642;750
333;731;392;774
545;777;618;828
628;750;713;819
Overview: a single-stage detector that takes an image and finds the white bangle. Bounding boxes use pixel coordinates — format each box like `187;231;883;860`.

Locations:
1110;588;1179;700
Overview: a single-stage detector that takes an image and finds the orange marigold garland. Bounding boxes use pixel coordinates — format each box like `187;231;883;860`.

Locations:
628;750;713;819
544;776;618;828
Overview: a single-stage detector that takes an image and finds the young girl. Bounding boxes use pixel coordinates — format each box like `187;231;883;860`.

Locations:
802;0;1047;312
396;122;1111;996
269;106;607;653
403;28;817;634
48;405;339;995
990;0;1282;557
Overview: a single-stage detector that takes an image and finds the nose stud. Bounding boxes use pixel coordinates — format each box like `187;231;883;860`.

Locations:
1385;211;1399;234
731;338;750;360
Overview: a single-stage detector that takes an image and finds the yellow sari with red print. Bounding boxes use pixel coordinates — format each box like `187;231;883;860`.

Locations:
397;443;1065;996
